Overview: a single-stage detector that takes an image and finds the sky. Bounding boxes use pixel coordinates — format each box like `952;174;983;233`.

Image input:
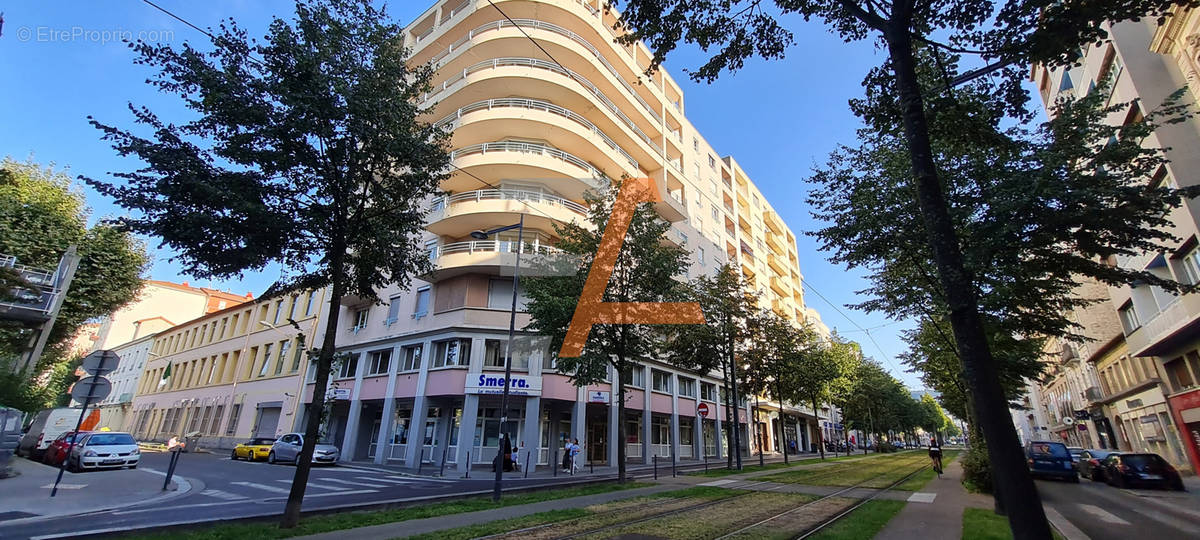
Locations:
0;1;922;387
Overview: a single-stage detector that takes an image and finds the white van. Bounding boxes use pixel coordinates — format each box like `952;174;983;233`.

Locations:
17;408;81;459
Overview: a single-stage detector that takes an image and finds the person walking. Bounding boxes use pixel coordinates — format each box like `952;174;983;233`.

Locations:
561;438;573;473
569;438;582;475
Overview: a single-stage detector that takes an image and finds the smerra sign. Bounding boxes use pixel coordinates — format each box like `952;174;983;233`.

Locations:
466;374;542;396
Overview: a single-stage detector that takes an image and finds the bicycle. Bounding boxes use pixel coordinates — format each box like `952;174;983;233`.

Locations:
930;452;943;476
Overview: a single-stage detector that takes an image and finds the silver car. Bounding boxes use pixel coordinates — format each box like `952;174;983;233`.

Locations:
68;432;140;471
268;432;340;465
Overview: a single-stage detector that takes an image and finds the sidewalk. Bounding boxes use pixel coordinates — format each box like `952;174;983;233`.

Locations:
0;457;192;524
875;459;992;540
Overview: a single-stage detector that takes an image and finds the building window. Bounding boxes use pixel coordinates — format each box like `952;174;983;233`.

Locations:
225;404;241;436
414;287;431;318
698;247;706;266
652;370;672;393
337;353;359;379
210;405;224;435
700;382;717;402
621;365;645;388
1179;245;1200;285
692;137;698;152
274;340;289;375
351;308;369;332
367;349;391;375
258;343;274;377
287;294;299;320
708;155;716;169
289;341;304;373
385;295;402;325
1163;355;1196;393
488;279;527;310
432;339;470;368
273;299;285;324
1118;301;1139;335
401;345;422;372
306;291;318;316
678;377;696;398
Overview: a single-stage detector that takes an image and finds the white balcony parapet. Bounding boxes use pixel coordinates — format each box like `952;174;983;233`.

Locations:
433;240;561;258
435;98;639;170
429;188;588;216
450;140;609;181
426;54;662;157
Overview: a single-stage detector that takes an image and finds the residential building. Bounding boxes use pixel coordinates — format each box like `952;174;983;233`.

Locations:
82;333;157;432
301;0;827;472
86;280;251;353
127;288;328;449
1031;13;1200;472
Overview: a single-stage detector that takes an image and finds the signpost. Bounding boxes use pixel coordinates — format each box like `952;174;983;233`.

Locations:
51;350;118;497
697;402;710;418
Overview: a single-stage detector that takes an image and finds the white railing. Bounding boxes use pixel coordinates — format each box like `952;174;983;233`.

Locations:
434;240;560;257
450;141;608;180
446;0;472;20
429;188;588;217
436;98;640;170
426;57;661;156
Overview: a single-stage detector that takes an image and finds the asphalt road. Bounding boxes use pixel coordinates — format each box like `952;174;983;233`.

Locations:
1036;476;1200;540
0;452;610;539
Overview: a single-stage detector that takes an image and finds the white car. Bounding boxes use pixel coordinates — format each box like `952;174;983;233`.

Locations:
67;432;140;471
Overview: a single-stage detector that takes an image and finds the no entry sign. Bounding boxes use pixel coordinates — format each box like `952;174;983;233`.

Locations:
697;402;710;418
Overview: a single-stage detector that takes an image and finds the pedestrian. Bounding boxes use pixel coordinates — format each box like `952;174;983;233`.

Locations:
569;438;582;475
561;439;573;472
501;435;514;472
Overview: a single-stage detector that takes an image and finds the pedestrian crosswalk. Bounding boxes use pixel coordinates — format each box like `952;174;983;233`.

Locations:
203;473;453;501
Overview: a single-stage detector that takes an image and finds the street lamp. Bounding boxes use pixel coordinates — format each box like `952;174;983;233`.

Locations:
470;214;525;502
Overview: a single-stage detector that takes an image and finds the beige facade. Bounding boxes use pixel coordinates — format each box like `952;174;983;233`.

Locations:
1031;15;1200;472
126;288;328;449
88;280;251;353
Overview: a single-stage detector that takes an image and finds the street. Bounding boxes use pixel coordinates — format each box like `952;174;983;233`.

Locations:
0;452;601;540
1036;477;1200;540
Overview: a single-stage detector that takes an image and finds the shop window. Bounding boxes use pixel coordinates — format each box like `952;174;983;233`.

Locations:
367;349;391;375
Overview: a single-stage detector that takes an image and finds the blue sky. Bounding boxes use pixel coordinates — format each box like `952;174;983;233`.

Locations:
0;1;921;387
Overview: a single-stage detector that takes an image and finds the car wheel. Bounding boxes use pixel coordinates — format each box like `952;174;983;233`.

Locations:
1070;474;1080;483
231;450;239;460
268;451;277;464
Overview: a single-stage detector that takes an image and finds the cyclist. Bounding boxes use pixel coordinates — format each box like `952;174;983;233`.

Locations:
928;439;943;476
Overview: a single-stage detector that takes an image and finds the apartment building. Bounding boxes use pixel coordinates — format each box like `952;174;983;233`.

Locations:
86;280;251;353
300;0;829;473
127;288;328;449
1031;13;1200;472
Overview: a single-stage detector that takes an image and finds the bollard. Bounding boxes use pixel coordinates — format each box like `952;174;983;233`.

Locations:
417;447;425;475
653;454;658;480
162;449;182;491
439;452;446;478
552;446;558;477
524;450;530;479
704;455;708;473
590;459;594;475
465;451;470;479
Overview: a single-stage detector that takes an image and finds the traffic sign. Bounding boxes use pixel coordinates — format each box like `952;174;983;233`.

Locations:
81;350;120;376
70;376;111;403
697;402;710;418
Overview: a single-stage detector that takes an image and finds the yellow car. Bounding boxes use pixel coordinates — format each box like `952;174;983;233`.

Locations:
232;438;276;461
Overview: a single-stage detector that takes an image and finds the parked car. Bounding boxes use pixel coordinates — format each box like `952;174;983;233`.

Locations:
41;431;90;467
232;437;276;461
1025;441;1078;482
67;432;140;472
1100;453;1186;491
17;407;81;460
1076;449;1115;481
268;433;340;465
1067;447;1085;464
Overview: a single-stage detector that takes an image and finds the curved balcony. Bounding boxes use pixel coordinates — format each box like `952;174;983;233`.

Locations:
425;188;588;237
436;98;639;171
421;239;567;282
426;57;661;157
427;19;662;126
448;141;608;199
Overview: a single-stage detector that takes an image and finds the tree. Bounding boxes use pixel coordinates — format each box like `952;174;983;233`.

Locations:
743;309;818;464
82;0;450;528
608;2;1195;536
666;264;758;469
1;158;148;411
523;179;692;483
790;333;857;458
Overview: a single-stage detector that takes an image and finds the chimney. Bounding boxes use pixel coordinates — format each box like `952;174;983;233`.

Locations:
182;281;190;287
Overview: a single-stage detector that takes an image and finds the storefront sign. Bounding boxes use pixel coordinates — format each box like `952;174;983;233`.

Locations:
465;374;542;396
588;391;611;403
330;388;351;400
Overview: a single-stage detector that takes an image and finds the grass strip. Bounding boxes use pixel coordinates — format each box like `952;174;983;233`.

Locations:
402;508;589;540
761;453;929;487
692;450;912;478
121;481;651;540
806;499;906;540
961;508;1066;540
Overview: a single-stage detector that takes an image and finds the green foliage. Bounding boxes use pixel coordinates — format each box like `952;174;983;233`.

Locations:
962;443;995;494
0;158;148;411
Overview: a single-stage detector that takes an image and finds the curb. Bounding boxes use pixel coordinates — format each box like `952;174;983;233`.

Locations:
0;471;198;528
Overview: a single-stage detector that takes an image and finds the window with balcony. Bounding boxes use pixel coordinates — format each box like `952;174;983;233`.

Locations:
678;376;696;398
401;344;422;372
432;339;470;368
1118;301;1139;335
621;365;645;388
652;369;672;393
414;287;431;319
385;294;402;325
1163;354;1197;393
367;349;391;375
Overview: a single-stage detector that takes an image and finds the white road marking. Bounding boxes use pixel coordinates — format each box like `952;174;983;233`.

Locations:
698;479;737;487
299;488;377;498
40;483;86;489
270;479;352;491
232;481;292;494
907;492;937;503
137;467;165;476
364;476;415;484
319;477;389;488
198;489;248;501
110;500;246;516
386;474;454;484
1078;503;1130;525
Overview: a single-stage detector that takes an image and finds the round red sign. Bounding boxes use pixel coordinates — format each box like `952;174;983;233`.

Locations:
697;403;710;418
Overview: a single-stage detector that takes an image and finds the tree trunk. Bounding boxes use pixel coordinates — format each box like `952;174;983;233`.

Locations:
281;258;345;528
722;360;734;469
776;380;788;464
884;23;1050;540
727;331;743;470
616;365;628;483
812;395;824;460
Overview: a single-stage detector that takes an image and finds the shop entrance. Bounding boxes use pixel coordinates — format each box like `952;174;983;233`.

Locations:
587;417;606;463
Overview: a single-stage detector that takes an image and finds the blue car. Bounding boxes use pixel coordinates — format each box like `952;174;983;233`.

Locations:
1026;441;1079;483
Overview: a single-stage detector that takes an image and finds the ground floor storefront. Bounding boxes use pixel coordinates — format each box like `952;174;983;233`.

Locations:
1167;387;1200;473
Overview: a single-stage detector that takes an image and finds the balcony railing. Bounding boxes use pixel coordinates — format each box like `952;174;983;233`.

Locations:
425;56;662;156
450;141;608;180
435;98;639;170
430;240;561;260
429;188;588;217
1125;293;1200;357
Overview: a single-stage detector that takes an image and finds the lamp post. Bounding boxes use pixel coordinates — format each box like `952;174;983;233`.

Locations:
471;214;525;502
